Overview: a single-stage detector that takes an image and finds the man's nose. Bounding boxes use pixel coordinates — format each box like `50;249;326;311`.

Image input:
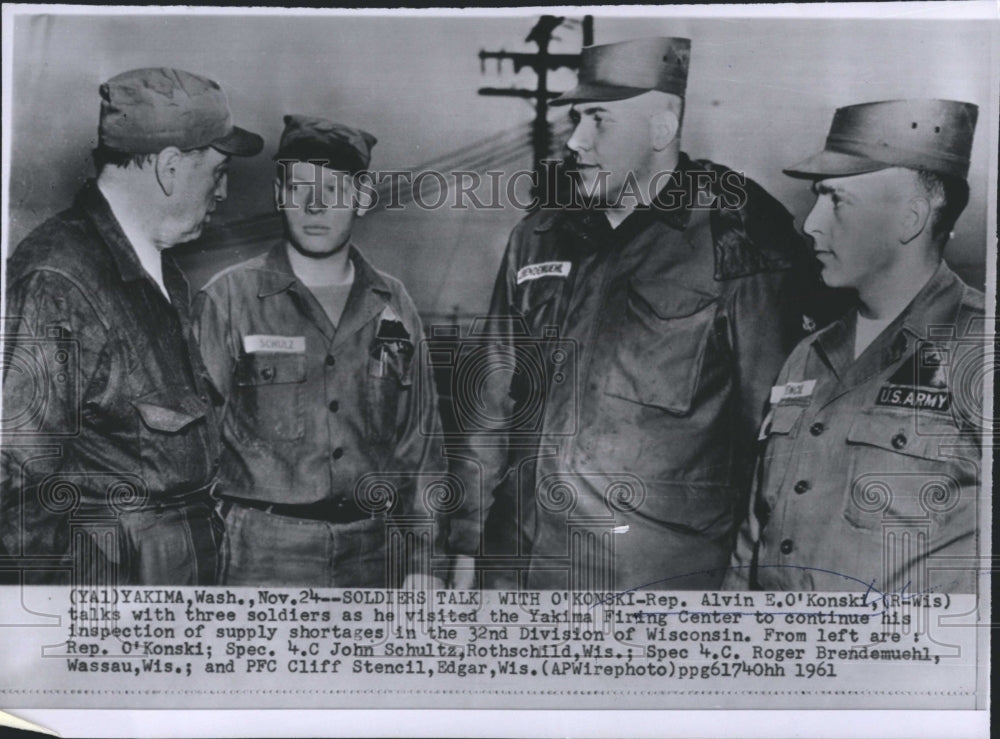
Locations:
305;196;324;214
803;197;827;238
566;122;591;154
215;173;228;202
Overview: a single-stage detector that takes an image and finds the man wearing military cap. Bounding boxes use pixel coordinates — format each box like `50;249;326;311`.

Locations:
446;37;828;591
2;68;263;584
194;115;444;587
726;99;984;592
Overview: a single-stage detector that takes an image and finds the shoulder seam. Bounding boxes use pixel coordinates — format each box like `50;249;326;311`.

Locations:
199;253;273;292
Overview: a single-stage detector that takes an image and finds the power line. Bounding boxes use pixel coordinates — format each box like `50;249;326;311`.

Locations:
477;15;593;197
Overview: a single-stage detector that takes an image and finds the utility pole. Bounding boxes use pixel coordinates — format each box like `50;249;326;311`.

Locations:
478;15;594;197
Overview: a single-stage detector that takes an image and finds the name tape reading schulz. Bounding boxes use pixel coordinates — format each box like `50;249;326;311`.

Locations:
0;587;977;710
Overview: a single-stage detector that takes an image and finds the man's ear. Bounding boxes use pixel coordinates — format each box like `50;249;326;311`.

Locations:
899;195;932;244
154;147;183;197
353;173;376;216
649;110;680;152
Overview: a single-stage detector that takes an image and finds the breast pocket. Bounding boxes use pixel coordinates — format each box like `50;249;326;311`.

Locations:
843;408;972;534
132;389;209;481
760;402;806;449
366;340;413;445
232;353;306;442
603;277;718;416
755;402;806;509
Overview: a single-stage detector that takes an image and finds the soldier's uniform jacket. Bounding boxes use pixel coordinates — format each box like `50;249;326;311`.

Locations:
448;154;814;591
1;182;221;584
725;262;984;593
193;243;444;558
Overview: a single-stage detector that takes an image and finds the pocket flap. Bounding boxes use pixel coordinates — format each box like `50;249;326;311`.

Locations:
132;393;205;433
236;353;307;386
768;403;805;435
604;280;716;415
629;277;717;319
846;409;958;460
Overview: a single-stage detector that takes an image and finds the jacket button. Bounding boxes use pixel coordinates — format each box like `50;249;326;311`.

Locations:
780;539;794;555
329;400;339;413
793;480;811;494
332;447;344;460
261;367;275;381
809;422;824;436
326;355;336;367
892;433;907;449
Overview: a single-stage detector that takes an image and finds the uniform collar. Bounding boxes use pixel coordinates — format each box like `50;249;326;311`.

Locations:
897;260;966;339
647;151;698;231
533;152;698;236
77;180;190;306
76;179;153;283
256;241;393;300
812;260;964;387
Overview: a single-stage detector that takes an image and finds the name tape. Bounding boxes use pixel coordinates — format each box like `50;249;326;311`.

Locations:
516;261;571;285
243;335;306;354
770;379;816;404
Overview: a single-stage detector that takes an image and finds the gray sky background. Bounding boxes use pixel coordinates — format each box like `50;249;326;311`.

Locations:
6;11;996;316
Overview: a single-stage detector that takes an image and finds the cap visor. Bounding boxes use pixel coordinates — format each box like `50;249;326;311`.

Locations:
210;126;264;157
551;82;652;106
783;150;891;179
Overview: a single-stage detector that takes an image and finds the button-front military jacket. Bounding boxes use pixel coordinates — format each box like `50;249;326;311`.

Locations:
448;154;817;591
193;243;444;525
1;182;220;578
726;262;985;593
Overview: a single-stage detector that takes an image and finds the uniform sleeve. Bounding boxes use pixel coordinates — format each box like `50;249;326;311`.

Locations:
728;269;802;455
1;269;108;572
723;463;761;589
443;235;520;557
723;345;796;590
719;269;801;590
191;284;236;406
386;288;446;577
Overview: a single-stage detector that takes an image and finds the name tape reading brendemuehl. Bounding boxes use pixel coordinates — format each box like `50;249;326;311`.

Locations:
0;587;981;709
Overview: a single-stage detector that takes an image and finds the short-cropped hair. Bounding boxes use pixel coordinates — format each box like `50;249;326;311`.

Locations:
915;169;970;244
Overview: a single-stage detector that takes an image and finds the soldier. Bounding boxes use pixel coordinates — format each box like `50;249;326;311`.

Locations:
194;115;444;587
446;37;826;591
1;68;263;584
725;99;984;593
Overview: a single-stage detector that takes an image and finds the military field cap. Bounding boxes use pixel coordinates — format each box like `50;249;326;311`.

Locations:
784;99;978;180
551;36;691;106
99;68;263;156
274;114;377;174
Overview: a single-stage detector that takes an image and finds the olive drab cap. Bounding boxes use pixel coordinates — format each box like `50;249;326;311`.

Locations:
274;114;377;174
551;36;691;105
98;68;263;156
784;99;978;180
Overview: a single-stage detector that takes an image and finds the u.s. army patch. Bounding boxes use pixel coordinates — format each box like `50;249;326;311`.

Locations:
876;386;951;411
875;343;951;411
